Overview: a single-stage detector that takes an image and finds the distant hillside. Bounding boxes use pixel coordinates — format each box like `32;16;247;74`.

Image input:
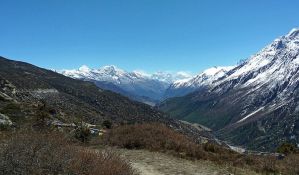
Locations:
0;56;213;142
60;65;192;105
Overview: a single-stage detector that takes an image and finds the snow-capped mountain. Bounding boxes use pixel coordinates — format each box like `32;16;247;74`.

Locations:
62;65;138;83
60;65;192;105
164;66;235;98
159;28;299;151
150;71;192;83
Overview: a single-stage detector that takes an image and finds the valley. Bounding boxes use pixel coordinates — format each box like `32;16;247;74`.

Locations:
1;54;299;174
56;28;299;152
60;65;192;105
2;1;299;174
159;28;299;151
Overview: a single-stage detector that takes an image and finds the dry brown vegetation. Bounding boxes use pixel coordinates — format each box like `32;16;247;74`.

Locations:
0;131;136;175
103;123;299;175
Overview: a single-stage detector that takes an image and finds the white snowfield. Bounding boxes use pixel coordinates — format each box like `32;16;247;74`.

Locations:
61;65;193;84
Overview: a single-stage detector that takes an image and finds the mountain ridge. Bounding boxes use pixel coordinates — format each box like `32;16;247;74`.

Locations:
60;65;193;105
164;66;235;98
60;64;240;104
0;56;215;144
159;28;299;151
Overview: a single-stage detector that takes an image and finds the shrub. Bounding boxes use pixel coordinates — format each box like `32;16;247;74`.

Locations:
278;153;299;175
103;123;215;159
0;131;136;175
69;149;135;175
0;132;72;174
103;123;299;174
0;94;6;101
0;123;10;131
102;120;113;129
75;122;91;143
0;103;21;114
277;142;298;155
0;103;25;124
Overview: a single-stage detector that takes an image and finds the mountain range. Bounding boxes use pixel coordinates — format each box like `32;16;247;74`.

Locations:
60;65;192;105
59;64;236;105
159;28;299;151
2;28;299;151
57;28;299;151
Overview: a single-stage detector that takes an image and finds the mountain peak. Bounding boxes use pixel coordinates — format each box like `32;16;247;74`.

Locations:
78;65;91;72
165;66;235;98
101;65;119;71
286;28;299;38
101;65;118;70
202;66;234;76
99;65;125;75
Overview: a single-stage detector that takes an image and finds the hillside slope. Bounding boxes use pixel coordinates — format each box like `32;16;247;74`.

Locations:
164;66;234;98
159;28;299;151
0;56;213;142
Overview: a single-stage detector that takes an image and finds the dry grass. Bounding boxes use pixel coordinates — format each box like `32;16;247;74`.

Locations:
103;123;240;160
0;131;136;175
102;123;299;175
102;123;247;164
103;123;206;154
69;149;135;175
276;154;299;175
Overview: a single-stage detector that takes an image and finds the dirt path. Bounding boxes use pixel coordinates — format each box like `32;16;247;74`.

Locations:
117;149;253;175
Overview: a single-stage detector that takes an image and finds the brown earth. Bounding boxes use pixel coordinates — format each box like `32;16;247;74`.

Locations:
116;149;259;175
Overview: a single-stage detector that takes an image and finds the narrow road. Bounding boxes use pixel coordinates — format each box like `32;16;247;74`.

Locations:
117;149;258;175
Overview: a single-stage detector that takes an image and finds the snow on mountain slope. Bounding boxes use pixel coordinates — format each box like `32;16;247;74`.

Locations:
62;65;128;83
160;28;299;151
206;28;299;124
175;66;235;88
164;66;235;98
214;28;299;89
60;65;192;104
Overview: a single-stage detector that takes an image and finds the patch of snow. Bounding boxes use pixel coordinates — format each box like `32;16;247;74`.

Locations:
228;145;246;154
175;71;193;80
237;107;265;123
34;89;59;94
0;113;12;126
202;66;234;76
171;66;235;89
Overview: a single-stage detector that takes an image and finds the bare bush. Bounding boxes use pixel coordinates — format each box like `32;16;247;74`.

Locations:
69;149;135;175
277;154;299;175
0;132;136;175
103;123;224;160
103;123;299;175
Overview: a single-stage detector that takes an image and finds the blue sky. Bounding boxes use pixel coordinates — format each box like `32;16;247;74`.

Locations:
0;0;298;74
